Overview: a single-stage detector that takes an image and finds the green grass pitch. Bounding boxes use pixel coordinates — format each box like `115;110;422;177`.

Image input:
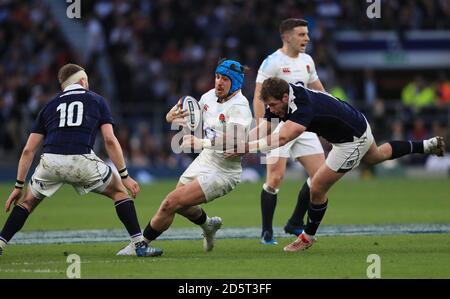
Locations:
0;177;449;278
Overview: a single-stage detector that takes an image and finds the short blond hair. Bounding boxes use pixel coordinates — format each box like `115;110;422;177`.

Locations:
58;63;85;85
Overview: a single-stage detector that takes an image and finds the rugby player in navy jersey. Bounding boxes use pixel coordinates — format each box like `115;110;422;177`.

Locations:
0;64;162;257
240;77;445;252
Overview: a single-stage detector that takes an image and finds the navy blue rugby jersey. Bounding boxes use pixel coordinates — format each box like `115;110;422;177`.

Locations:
31;85;114;154
264;83;367;143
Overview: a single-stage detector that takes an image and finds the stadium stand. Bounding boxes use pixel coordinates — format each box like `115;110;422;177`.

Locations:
0;0;449;179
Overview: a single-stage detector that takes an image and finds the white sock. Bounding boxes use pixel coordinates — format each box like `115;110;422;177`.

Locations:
131;234;145;245
263;183;279;195
200;217;211;230
0;239;7;250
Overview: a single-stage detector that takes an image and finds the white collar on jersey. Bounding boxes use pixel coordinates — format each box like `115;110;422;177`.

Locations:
288;85;294;101
63;83;85;92
287;85;297;114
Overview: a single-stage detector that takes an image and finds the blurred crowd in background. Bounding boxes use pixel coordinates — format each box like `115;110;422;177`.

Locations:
0;0;449;176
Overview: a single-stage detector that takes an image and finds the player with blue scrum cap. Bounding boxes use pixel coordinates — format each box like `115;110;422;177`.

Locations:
117;59;253;255
0;64;162;257
241;77;445;252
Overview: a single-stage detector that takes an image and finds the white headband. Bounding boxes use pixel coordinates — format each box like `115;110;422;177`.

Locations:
61;70;88;89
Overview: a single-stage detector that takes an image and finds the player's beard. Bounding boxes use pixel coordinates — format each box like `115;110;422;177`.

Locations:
215;89;229;102
217;95;228;103
277;102;289;118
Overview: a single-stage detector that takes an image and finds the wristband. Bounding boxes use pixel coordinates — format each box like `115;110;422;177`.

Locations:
119;168;129;179
15;180;25;189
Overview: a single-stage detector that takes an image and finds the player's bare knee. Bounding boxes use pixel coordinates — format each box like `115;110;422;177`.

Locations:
161;195;182;214
106;180;129;201
20;199;39;213
115;190;130;201
267;173;284;189
309;183;326;204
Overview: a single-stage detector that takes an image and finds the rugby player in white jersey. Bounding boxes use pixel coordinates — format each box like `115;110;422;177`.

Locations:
253;18;326;244
117;59;252;255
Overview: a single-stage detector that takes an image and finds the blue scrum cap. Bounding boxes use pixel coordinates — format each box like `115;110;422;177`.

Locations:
215;59;245;96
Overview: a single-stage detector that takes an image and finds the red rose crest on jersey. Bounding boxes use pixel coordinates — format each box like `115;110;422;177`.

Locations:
203;104;209;111
306;65;311;73
219;113;225;123
282;67;291;74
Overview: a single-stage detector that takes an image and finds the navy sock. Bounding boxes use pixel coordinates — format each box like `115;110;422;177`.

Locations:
287;181;309;227
304;200;328;236
114;199;142;238
389;141;424;159
0;205;29;243
143;223;163;242
189;208;207;225
261;188;277;236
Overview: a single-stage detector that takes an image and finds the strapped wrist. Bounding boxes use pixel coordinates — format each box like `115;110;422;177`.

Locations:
119;168;129;179
15;180;25;189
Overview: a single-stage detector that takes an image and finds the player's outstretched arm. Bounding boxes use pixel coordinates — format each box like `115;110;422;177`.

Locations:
223;120;272;159
100;124;140;198
5;133;43;212
246;120;306;154
181;122;248;153
248;118;272;142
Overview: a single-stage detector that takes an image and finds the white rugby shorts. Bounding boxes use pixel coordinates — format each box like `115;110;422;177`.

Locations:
179;156;241;202
326;121;374;173
30;152;113;199
266;122;324;159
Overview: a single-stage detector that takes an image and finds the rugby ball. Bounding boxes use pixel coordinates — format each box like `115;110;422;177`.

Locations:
178;96;202;131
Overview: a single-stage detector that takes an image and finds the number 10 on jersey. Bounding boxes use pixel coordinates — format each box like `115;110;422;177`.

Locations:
57;101;84;127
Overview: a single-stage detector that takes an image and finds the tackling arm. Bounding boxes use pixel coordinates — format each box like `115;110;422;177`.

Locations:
247;118;272;142
247;120;306;153
181;122;248;153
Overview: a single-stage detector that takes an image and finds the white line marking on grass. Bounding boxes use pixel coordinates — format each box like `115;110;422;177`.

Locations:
4;258;181;267
9;224;450;245
0;269;59;273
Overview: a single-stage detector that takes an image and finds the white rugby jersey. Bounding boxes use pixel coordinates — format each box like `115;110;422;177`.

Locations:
197;89;252;173
256;49;319;85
